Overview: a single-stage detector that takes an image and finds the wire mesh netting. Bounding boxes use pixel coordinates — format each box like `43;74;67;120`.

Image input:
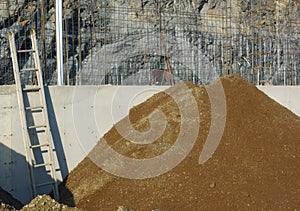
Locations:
0;0;299;85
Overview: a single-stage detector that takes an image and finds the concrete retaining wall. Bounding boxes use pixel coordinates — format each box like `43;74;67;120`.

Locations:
0;85;299;204
0;85;168;204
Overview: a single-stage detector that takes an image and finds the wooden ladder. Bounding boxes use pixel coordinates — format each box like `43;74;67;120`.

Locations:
8;29;59;200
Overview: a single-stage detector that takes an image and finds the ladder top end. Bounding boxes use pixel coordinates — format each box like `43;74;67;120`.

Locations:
30;29;36;35
8;31;14;36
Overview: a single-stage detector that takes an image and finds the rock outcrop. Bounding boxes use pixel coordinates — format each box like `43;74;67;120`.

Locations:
0;0;299;85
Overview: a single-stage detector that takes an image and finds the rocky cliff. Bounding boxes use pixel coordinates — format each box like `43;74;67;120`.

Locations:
0;0;299;85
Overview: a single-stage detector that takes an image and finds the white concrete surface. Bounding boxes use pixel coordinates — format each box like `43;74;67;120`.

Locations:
257;86;300;116
0;84;299;204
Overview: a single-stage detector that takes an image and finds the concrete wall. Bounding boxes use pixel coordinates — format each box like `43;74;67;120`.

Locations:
0;85;299;204
0;85;168;204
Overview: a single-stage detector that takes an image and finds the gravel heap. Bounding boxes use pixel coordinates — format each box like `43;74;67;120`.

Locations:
0;202;16;211
59;74;300;210
20;195;82;211
0;189;82;211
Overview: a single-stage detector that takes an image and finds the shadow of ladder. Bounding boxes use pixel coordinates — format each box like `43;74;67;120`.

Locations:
8;29;60;201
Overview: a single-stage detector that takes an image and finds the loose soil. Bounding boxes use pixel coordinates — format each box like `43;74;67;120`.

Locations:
57;75;299;210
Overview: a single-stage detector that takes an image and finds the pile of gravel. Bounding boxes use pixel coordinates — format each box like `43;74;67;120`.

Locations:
59;75;300;210
0;187;82;211
20;195;82;211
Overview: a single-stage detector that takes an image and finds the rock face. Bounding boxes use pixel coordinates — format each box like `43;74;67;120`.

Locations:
59;75;300;210
0;0;299;85
0;0;25;21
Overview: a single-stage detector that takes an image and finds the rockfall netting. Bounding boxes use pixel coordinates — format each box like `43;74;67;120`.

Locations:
0;0;299;85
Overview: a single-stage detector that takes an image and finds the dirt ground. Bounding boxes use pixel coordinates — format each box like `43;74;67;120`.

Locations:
58;74;300;210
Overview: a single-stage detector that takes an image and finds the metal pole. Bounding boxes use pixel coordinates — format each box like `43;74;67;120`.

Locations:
41;0;47;83
56;0;64;85
77;0;82;85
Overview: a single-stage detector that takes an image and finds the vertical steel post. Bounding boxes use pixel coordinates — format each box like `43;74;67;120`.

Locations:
56;0;64;85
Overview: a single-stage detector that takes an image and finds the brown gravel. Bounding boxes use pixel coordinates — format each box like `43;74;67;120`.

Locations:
59;74;300;211
0;203;16;211
0;175;81;211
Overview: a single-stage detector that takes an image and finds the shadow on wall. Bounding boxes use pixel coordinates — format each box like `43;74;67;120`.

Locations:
0;86;74;206
0;143;23;209
45;86;76;206
44;87;69;180
20;86;69;182
0;142;76;208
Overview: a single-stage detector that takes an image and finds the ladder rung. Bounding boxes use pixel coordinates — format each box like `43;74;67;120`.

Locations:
26;105;44;110
23;87;41;92
18;49;35;53
28;124;47;129
30;143;49;149
36;181;55;187
34;162;52;168
21;68;38;72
